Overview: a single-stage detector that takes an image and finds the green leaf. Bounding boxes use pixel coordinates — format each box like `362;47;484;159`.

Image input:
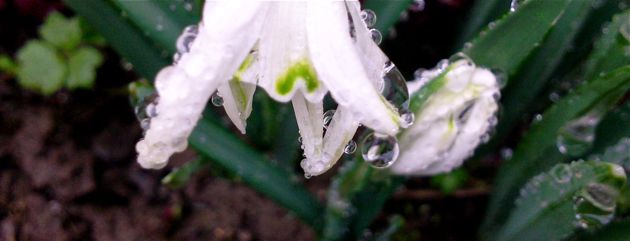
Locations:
0;54;17;75
495;161;626;241
39;12;82;50
66;47;103;89
430;168;469;194
111;0;199;54
363;0;413;34
583;10;630;82
162;157;207;189
374;215;405;241
486;0;595;153
463;0;574;78
574;220;630;241
454;0;510;50
189;116;324;230
64;0;170;80
16;40;66;95
482;66;630;238
322;159;405;241
590;101;630;156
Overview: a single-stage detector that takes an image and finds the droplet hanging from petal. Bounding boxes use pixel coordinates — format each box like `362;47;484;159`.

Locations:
360;132;399;168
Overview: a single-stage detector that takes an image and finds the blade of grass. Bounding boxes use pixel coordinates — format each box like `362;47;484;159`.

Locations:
482;66;630;238
63;0;170;80
454;0;510;50
495;161;626;241
111;0;199;54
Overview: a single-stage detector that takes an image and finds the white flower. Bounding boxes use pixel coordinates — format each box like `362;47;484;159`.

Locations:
135;0;405;175
390;57;500;176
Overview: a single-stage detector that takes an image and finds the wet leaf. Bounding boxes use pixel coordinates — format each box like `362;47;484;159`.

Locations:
363;0;413;34
574;220;630;241
484;66;630;239
496;161;626;241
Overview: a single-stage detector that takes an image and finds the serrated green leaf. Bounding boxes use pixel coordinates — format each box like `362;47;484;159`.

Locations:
16;40;66;95
189;116;324;230
496;161;626;241
464;0;573;78
66;47;103;89
39;12;82;50
483;66;630;239
64;0;170;80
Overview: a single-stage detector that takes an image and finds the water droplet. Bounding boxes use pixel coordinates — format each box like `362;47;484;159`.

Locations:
323;110;336;129
573;183;618;229
550;164;572;183
140;118;151;130
510;0;524;12
176;25;199;55
410;0;426;12
556;112;600;156
400;110;415;128
500;148;513;160
549;92;561;102
304;173;312;179
533;114;543;123
360;9;377;28
370;29;382;45
211;92;224;107
490;68;508;88
488;22;497;29
134;93;159;122
156;23;164;31
184;2;193;12
297;136;303;144
360;132;399;168
381;61;409;109
619;15;630;42
344;140;357;154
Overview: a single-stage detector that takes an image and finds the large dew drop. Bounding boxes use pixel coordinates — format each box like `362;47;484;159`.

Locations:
381;61;409;109
360;9;377;28
211;91;224;107
323;109;336;129
556;112;601;156
360;132;399;168
573;183;618;230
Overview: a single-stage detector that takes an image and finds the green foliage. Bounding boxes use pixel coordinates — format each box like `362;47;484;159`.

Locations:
574;220;630;241
16;41;65;95
495;161;626;241
39;12;82;50
430;168;469;194
8;11;104;95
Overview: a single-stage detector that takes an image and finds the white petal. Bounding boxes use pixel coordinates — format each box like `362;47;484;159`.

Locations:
258;2;327;103
292;93;325;175
316;106;360;175
218;53;258;134
306;0;401;136
391;62;499;176
136;1;266;169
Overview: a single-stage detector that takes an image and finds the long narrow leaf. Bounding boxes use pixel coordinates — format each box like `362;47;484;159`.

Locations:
363;0;414;34
574;220;630;241
496;161;626;241
454;0;510;50
482;66;630;238
464;0;573;78
63;0;170;80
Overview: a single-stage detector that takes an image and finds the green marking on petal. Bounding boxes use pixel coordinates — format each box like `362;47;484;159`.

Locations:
229;79;248;110
275;59;319;95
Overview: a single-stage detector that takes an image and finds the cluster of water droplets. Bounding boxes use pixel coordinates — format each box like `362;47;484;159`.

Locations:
360;9;382;44
173;25;198;64
133;92;160;133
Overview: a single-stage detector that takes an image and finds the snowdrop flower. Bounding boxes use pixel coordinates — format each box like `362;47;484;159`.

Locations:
390;56;500;176
135;0;405;175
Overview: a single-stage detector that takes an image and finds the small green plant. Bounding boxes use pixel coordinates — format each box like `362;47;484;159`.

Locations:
0;12;104;95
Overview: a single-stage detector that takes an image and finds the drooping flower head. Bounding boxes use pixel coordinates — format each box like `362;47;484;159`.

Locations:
390;56;500;176
135;0;409;176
